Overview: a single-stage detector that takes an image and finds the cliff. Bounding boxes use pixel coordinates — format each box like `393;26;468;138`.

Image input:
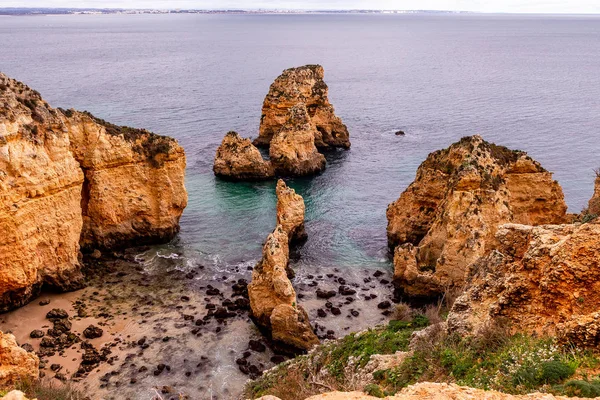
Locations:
213;131;274;180
254;65;350;149
386;136;567;298
448;220;600;348
0;331;39;387
0;72;187;311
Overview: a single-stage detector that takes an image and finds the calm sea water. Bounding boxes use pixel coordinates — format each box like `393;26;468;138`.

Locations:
1;13;600;399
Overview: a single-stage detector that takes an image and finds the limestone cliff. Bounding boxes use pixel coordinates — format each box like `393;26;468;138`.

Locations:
269;104;326;177
213;131;274;180
254;65;350;149
588;174;600;215
258;383;590;399
386;136;567;298
0;74;85;311
0;331;39;386
248;226;318;351
276;179;307;244
447;220;600;349
0;72;187;311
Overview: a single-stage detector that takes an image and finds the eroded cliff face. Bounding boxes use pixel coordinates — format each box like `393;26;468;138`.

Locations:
588;175;600;215
254;64;350;149
0;72;187;311
65;110;187;250
0;331;39;386
248;226;318;351
0;74;85;311
447;221;600;348
269;104;326;177
276;179;307;244
387;136;567;298
213;131;275;180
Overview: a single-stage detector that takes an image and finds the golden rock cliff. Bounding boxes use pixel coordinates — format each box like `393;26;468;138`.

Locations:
276;179;307;244
64;110;187;250
386;136;567;298
269;104;326;177
213;131;274;180
0;331;39;386
447;220;600;348
0;74;85;311
588;174;600;215
0;72;187;311
254;64;350;149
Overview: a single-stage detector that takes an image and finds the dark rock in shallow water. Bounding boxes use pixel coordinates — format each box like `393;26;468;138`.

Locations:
395;130;406;136
317;309;327;318
377;301;392;309
248;340;266;353
330;307;341;316
316;289;336;299
30;329;45;339
46;308;69;320
338;285;356;296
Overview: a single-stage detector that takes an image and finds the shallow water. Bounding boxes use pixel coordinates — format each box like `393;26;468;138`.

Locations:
1;12;600;399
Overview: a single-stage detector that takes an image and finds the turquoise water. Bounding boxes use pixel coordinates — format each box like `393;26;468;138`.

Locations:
1;13;600;398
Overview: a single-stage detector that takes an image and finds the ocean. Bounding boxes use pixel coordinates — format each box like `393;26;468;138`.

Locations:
1;12;599;399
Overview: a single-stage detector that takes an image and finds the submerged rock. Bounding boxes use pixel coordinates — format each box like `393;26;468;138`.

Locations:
386;135;567;298
276;179;308;244
254;64;350;150
447;220;600;349
213;131;274;180
0;72;187;311
0;331;39;386
269;104;326;177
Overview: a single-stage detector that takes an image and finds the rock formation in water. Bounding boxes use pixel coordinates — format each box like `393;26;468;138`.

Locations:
447;220;600;349
269;104;326;177
257;382;584;399
213;131;275;180
254;64;350;150
248;226;319;351
0;72;187;311
0;331;39;386
248;181;317;351
588;173;600;215
386;136;567;298
276;179;307;244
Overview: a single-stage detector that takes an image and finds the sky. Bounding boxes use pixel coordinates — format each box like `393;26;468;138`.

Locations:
2;0;600;14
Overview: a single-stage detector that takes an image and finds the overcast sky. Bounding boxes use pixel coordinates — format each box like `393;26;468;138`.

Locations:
2;0;600;14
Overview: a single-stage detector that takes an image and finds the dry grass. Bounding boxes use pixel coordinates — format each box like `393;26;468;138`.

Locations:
2;379;85;400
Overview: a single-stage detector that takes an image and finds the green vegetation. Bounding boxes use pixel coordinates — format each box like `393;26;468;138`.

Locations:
245;316;600;400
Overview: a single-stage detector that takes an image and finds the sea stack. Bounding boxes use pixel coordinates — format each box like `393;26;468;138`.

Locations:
588;172;600;215
0;72;187;311
255;64;350;149
213;131;275;180
386;135;567;298
248;181;318;351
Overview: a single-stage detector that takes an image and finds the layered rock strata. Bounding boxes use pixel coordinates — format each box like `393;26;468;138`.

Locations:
0;72;187;311
276;179;307;244
213;131;275;180
254;64;350;149
0;331;39;386
270;104;326;177
386;135;567;298
447;220;600;349
248;181;318;351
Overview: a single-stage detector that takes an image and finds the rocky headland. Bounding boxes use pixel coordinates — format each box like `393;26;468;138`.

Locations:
386;135;567;298
248;180;319;352
0;72;187;314
213;65;349;180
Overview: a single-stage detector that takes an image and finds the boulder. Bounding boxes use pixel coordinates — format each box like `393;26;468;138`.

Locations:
0;72;187;311
254;64;350;150
447;220;600;349
386;135;567;298
213;131;274;180
276;179;307;244
269;104;326;177
0;331;39;387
